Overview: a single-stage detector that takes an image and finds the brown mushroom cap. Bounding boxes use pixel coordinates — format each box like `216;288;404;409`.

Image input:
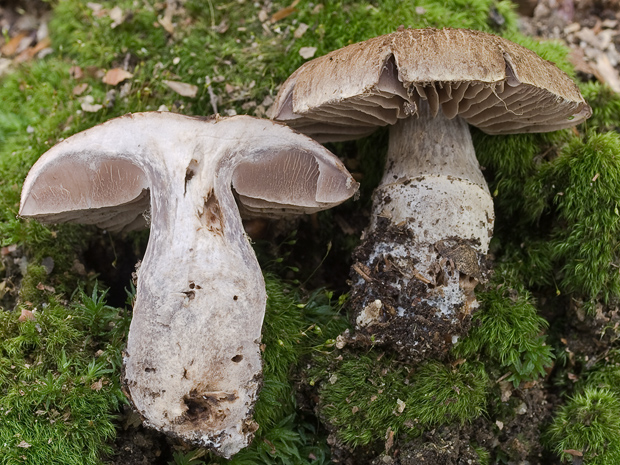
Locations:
272;28;591;141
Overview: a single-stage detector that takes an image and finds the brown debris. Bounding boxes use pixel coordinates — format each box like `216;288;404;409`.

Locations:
17;308;36;322
102;68;134;86
520;0;620;92
163;80;198;97
0;1;52;75
270;0;300;23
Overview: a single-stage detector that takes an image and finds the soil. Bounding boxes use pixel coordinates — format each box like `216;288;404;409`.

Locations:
347;216;488;363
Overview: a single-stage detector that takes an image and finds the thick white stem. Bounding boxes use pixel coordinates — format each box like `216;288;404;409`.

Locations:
371;105;493;249
350;104;494;361
125;151;264;457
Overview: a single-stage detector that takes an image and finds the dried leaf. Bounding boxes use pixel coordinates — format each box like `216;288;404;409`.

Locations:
163;80;198;97
108;6;124;27
87;3;103;13
81;102;103;113
271;0;300;22
90;379;103;391
595;54;620;93
1;244;17;256
1;32;29;56
35;283;55;293
299;46;317;59
16;441;31;449
102;68;133;86
18;308;35;322
158;15;175;34
563;449;584;457
69;65;83;79
72;83;89;96
294;23;309;39
385;428;394;453
213;20;229;34
14;37;52;64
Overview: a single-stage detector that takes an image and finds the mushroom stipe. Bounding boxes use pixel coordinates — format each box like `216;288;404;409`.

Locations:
19;112;358;458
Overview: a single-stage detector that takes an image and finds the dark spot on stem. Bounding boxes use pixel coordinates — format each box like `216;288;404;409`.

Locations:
184;159;199;195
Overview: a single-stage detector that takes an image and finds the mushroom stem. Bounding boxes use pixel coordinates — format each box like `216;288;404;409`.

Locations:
350;102;494;361
125;153;264;457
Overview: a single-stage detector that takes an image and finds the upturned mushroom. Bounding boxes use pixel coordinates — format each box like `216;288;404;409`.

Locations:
19;112;358;457
272;28;591;360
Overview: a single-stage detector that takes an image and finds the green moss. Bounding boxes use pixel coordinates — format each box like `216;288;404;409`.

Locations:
453;270;554;387
312;352;487;448
473;444;491;465
579;82;620;133
546;388;620;464
524;132;620;305
473;129;571;227
18;264;49;304
578;352;620;398
202;280;347;464
0;287;129;465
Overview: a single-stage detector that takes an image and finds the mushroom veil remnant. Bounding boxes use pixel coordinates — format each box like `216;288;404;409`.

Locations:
19;112;358;457
272;28;591;361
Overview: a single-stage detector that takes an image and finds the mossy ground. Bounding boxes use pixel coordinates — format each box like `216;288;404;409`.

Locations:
2;0;620;464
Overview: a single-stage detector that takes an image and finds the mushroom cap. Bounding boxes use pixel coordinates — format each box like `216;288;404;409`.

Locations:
19;112;358;232
272;28;591;141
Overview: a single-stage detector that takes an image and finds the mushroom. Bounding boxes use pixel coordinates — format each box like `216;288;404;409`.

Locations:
271;28;591;360
19;112;358;457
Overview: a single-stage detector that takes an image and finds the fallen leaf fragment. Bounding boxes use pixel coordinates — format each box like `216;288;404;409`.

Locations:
91;379;103;391
36;283;55;293
14;37;52;64
158;15;175;34
271;0;300;22
294;23;309;38
299;46;317;59
16;441;31;448
102;68;133;86
18;308;36;322
87;2;103;13
1;32;30;57
81;102;103;113
213;21;229;34
385;428;395;453
563;449;583;457
72;83;89;96
163;80;198;97
69;66;84;79
595;54;620;93
1;244;17;256
108;6;124;28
